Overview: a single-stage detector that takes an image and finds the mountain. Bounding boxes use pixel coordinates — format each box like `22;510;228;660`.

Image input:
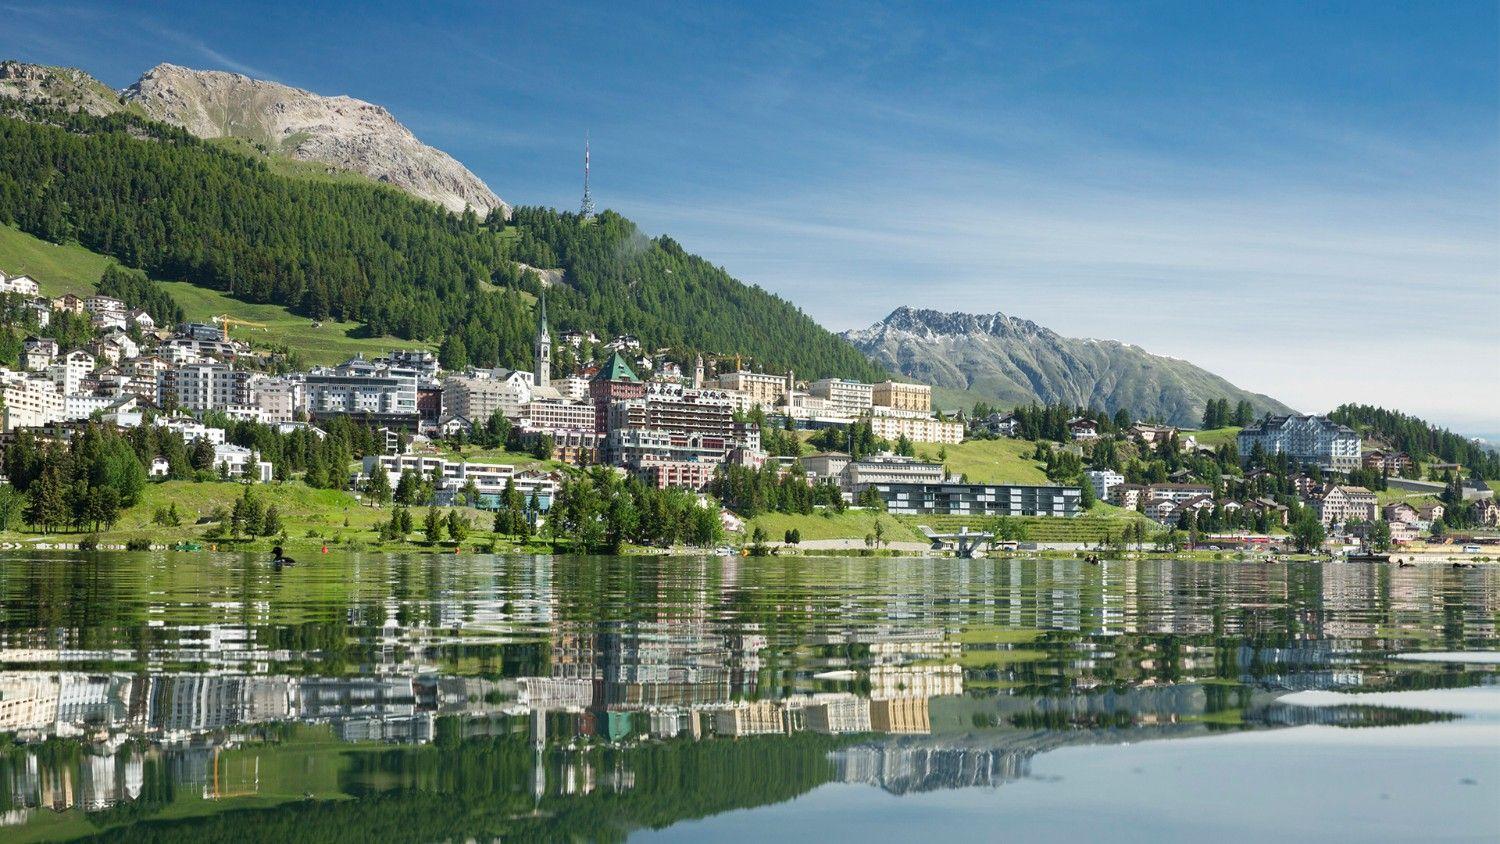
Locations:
0;87;882;382
0;60;123;116
844;307;1292;426
0;60;505;216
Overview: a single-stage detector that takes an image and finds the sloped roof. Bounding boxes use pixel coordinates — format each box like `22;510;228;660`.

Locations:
593;352;640;383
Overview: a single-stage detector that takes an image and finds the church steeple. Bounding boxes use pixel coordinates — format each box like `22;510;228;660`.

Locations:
534;290;552;388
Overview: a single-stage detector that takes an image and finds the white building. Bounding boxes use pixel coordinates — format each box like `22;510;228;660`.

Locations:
442;369;534;422
1084;469;1125;501
84;295;127;331
47;350;96;395
213;443;272;481
62;393;118;421
247;377;302;424
303;356;418;420
555;374;591;403
165;363;249;413
521;399;597;434
0;273;40;296
362;453;559;509
841;454;946;494
1237;415;1361;472
24;298;51;328
0;371;64;431
808;378;874;418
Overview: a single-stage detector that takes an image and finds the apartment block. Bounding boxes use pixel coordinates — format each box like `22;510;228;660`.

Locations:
870;481;1082;517
163;363;251;413
715;369;791;408
866;413;963;445
872;380;931;413
808;378;874;417
303;356;418;424
442;370;533;423
1314;485;1378;526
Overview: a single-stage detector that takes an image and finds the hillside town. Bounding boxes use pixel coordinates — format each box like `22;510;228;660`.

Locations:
1;267;1496;554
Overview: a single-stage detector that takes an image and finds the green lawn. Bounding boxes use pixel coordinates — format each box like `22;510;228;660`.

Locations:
1376;487;1441;506
895;502;1155;545
158;279;431;365
745;509;923;543
1187;426;1240;448
0;480;502;551
915;438;1049;484
0;223;112;296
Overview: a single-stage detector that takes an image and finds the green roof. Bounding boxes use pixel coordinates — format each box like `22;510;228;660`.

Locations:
594;351;640;383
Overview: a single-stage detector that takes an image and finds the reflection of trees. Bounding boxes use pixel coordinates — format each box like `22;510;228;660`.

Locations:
66;730;843;843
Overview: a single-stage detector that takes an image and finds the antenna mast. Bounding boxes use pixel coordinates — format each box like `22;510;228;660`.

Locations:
580;132;595;218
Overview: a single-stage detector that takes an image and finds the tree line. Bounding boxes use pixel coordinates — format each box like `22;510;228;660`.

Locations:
546;466;724;552
1330;404;1500;480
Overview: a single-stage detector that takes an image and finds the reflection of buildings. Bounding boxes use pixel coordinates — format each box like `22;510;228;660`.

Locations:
870;698;931;734
832;745;1033;794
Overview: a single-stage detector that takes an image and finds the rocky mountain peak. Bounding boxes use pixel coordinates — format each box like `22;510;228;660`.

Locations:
0;60;123;115
121;63;507;217
848;306;1059;344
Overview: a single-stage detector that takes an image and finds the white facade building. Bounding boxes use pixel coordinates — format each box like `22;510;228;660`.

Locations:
442;369;534;422
1084;469;1125;501
0;371;64;431
808;378;874;418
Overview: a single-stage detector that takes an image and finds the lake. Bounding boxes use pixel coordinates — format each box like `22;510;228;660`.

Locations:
0;551;1496;842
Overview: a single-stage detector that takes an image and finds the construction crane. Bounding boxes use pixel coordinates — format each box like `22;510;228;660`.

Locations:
213;314;268;342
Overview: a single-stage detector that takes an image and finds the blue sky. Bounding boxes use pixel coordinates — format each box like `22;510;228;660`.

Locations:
4;1;1497;432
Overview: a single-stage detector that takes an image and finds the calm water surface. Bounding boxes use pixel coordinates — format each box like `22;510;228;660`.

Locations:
0;551;1497;842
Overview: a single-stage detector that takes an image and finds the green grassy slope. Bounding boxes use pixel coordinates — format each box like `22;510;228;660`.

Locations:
746;510;923;543
0;223;427;364
0;223;110;296
1189;426;1240;448
158;279;430;364
917;438;1050;484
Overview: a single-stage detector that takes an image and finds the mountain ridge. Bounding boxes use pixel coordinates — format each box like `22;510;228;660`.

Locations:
844;306;1294;426
0;59;506;216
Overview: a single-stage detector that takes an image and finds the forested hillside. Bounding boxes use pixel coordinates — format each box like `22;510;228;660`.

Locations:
1329;404;1499;479
0;98;882;380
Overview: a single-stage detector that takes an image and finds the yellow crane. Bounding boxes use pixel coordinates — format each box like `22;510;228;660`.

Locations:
213;314;268;342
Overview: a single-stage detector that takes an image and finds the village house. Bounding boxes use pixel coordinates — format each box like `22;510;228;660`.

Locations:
1473;497;1500;528
23;298;51;328
1382;502;1420;526
1362;449;1412;474
976;411;1020;438
1245;497;1290;527
1067;417;1099;440
0;272;40;296
1313;485;1378;527
22;337;58;371
1128;423;1178;445
1109;484;1148;510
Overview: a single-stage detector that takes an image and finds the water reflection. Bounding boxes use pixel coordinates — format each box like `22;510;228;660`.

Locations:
0;552;1496;840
